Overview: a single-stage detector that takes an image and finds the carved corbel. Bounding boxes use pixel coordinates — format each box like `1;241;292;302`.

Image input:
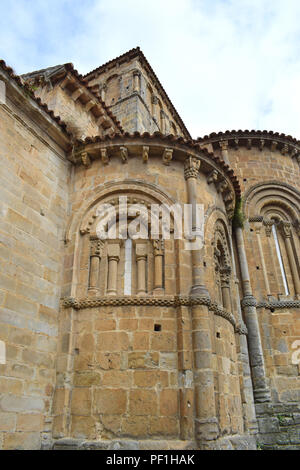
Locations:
217;179;228;194
271;141;278;152
259;139;265;151
163;148;173;166
120;146;128;164
207;170;218;185
101;148;109;165
72;88;83;102
281;144;289;155
246;139;252;150
233;138;239;150
81;152;91;168
142;146;149;163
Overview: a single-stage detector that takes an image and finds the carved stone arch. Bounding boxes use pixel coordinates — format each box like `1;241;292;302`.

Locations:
243;180;300;223
65;180;178;297
66;179;178;243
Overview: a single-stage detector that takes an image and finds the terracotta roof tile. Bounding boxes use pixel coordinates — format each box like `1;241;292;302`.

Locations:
0;59;72;138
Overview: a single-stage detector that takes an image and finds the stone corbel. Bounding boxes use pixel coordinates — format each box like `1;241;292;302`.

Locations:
217;179;228;194
246;139;252;150
271;141;278;152
71;88;83;102
142;146;149;163
259;139;265;151
120;146;128;164
81;152;91;168
101;148;109;165
162;148;173;166
207;170;218;185
281;144;289;155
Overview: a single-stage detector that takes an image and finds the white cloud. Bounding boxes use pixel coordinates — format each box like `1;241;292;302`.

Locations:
1;0;300;138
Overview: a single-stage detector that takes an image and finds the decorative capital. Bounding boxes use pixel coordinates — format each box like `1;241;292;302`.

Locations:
263;218;274;237
153;239;164;256
280;220;292;238
220;265;231;286
90;238;103;258
184;156;201;179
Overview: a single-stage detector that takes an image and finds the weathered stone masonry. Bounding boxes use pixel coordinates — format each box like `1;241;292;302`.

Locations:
0;48;299;450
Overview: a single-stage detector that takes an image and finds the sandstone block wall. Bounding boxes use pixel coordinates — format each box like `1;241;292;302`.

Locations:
0;97;70;449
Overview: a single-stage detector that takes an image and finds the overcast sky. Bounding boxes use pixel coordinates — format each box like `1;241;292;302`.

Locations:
1;0;300;139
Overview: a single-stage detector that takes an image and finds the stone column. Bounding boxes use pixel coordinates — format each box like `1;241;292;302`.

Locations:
184;156;209;297
184;156;217;447
281;221;300;299
153;240;164;294
88;238;102;294
107;242;120;296
220;265;232;310
228;235;258;434
235;226;271;402
254;220;271;295
136;242;147;296
133;70;141;93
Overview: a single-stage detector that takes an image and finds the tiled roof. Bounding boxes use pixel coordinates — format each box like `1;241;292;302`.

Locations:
0;59;72;137
22;62;124;134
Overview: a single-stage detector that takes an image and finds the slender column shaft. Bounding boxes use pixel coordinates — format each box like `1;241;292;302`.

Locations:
284;233;300;297
107;243;120;296
235;227;271;403
255;224;271;295
137;256;147;295
89;256;100;290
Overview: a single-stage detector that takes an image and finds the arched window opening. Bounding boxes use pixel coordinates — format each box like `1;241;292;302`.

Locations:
272;222;289;296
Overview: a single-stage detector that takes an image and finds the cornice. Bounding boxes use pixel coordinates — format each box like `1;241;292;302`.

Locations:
71;132;241;199
197;129;300;160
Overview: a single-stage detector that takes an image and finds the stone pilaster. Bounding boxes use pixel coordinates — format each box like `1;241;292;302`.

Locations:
107;242;120;296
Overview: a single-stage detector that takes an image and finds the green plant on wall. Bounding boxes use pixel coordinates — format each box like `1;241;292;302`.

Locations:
232;198;245;229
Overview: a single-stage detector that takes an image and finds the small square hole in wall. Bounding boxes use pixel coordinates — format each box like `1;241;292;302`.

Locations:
154;324;162;332
216;332;221;339
243;178;247;182
256;266;260;270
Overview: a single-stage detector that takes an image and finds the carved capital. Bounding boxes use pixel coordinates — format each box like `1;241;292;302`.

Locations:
90;238;103;258
263;219;275;237
280;221;292;238
217;179;228;194
184;156;201;179
153;239;164;256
